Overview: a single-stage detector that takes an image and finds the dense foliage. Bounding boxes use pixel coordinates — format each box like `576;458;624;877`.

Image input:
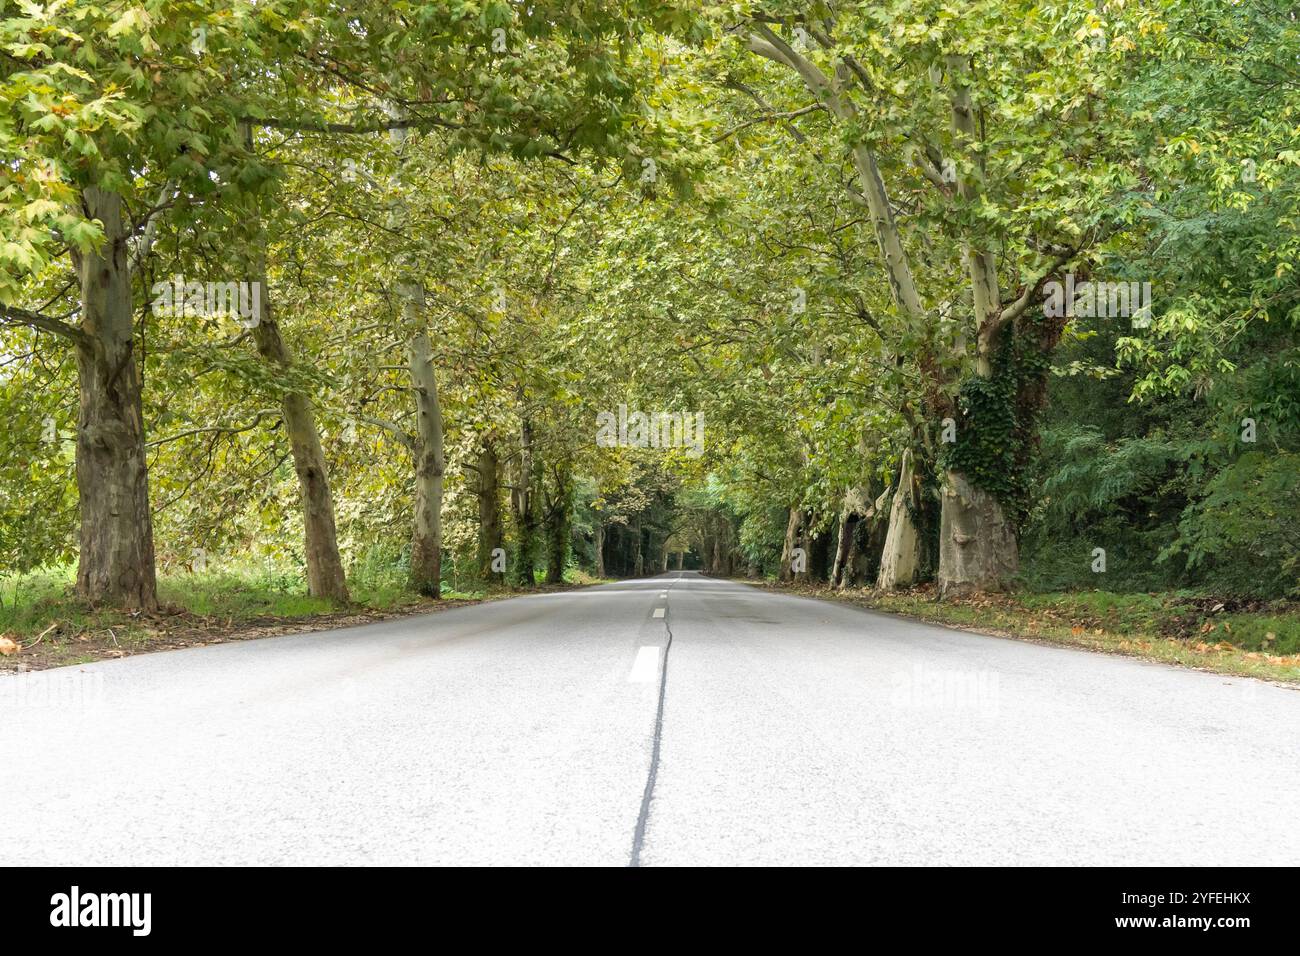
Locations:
2;1;1296;609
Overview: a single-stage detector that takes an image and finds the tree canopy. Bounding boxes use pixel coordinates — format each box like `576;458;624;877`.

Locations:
2;0;1296;611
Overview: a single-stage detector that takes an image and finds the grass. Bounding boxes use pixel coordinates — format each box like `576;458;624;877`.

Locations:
0;559;606;672
0;564;355;641
789;584;1300;684
563;568;614;587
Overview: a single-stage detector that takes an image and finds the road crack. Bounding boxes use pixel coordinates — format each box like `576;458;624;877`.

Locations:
629;573;679;867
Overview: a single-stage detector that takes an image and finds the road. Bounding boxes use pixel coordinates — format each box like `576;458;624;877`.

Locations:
3;572;1298;866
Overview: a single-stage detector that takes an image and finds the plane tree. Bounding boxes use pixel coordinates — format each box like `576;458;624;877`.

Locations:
720;1;1158;594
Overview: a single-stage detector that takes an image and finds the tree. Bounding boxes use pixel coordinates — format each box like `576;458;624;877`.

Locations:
727;1;1156;594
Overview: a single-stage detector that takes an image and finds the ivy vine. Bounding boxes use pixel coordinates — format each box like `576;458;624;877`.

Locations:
940;328;1053;527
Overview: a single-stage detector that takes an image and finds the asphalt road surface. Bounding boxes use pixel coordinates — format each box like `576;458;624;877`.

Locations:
4;572;1297;866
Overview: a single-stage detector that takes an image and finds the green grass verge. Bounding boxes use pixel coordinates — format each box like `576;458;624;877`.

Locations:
0;560;607;670
814;586;1300;684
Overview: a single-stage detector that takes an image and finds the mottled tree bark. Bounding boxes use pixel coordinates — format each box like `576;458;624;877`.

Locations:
383;118;445;598
72;188;158;609
938;471;1018;597
831;515;856;587
249;287;350;603
475;440;503;583
877;450;921;591
240;120;348;604
779;507;801;583
936;56;1019;594
407;327;445;597
832;486;879;588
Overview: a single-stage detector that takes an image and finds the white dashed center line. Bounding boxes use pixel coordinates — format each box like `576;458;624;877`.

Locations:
627;646;660;683
652;607;665;619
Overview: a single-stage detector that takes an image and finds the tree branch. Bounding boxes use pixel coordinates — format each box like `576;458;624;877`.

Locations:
746;26;842;114
994;247;1081;331
1;306;89;348
357;414;415;452
713;102;826;143
246;116;460;135
147;409;280;448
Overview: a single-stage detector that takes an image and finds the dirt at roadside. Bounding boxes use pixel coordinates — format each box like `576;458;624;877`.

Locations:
0;600;479;674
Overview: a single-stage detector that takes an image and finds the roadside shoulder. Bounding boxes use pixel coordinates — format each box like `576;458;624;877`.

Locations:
718;577;1300;687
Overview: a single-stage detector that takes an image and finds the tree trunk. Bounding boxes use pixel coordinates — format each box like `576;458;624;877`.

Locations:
72;187;158;609
832;515;857;587
779;506;801;583
934;56;1020;595
859;501;890;585
384;117;445;597
250;304;350;603
604;524;619;576
832;486;876;588
877;450;921;591
511;414;539;586
632;522;644;577
545;461;573;585
938;471;1018;597
611;524;625;576
545;529;566;584
473;439;503;582
809;525;832;583
795;512;813;584
239;123;348;603
594;522;606;577
844;516;865;587
407;328;445;597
